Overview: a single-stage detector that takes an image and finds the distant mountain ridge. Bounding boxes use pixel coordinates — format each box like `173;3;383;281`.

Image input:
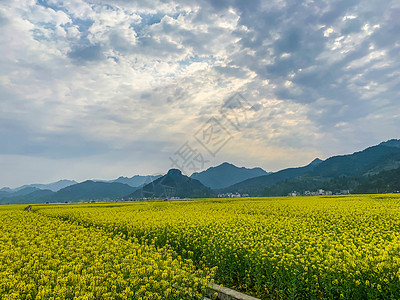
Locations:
221;158;323;195
1;175;161;194
112;175;162;187
40;181;137;203
379;139;400;148
1;180;77;193
1;139;400;203
223;139;400;196
260;165;400;197
128;169;214;199
191;162;270;189
307;144;400;178
0;187;53;205
0;181;138;205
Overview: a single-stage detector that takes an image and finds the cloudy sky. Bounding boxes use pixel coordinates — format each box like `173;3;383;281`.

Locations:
1;0;399;187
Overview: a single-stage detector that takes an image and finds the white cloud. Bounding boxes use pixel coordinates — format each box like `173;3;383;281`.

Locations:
0;0;400;187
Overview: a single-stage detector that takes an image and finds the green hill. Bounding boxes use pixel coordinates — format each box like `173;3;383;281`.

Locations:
221;158;323;195
309;144;400;178
191;162;270;189
0;189;54;204
40;181;137;203
128;169;214;199
353;167;400;194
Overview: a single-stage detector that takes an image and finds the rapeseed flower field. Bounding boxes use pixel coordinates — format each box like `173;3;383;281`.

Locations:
1;194;400;299
0;206;213;299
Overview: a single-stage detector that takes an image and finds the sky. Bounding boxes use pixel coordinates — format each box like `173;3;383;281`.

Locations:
1;0;400;188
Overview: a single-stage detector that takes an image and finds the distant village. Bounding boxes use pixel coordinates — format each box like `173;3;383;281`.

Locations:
217;189;351;198
218;192;249;198
287;189;350;197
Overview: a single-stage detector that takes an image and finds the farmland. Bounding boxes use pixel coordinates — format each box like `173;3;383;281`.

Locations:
1;195;400;299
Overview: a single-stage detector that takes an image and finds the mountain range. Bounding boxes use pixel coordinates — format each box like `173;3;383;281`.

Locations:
191;162;270;189
2;175;163;194
1;139;400;204
127;169;214;199
112;175;162;187
226;139;400;196
94;175;162;187
0;179;77;193
41;181;137;203
219;158;323;195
